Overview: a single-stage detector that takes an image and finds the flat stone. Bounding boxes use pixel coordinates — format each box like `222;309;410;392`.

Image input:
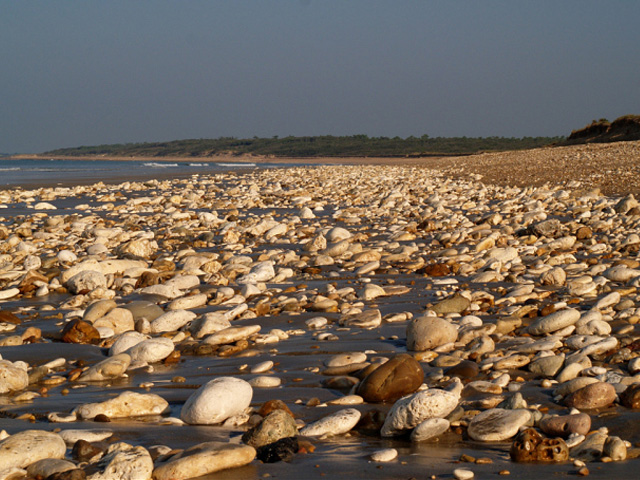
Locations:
528;308;581;335
203;325;261;345
75;391;169;420
528;355;565;378
410;417;450;442
299;408;361;437
77;353;131;382
564;382;616;410
153;442;256;480
62;319;101;345
467;408;531;442
150;310;196;333
430;294;470;315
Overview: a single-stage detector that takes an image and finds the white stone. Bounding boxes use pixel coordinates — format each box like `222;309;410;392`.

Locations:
453;468;475;480
370;448;398;462
93;308;135;334
180;377;253;425
125;337;175;364
78;353;131;382
528;308;581;335
0;288;20;300
167;293;208;311
75;391;169;420
109;332;148;356
248;376;281;388
66;270;107;294
26;459;76;478
150;310;196;333
236;261;276;284
203;325;261;345
467;408;531;441
58;429;113;446
299;408;361;437
189;312;231;339
152;442;256;480
87;442;153;480
381;388;460;437
0;430;66;471
410;418;451;442
0;360;28;394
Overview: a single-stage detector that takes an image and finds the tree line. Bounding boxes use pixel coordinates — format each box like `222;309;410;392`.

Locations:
45;134;564;158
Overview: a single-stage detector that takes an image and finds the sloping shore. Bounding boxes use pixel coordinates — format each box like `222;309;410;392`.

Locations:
16;139;640;196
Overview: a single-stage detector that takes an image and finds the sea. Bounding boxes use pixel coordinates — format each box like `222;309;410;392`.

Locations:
0;158;286;189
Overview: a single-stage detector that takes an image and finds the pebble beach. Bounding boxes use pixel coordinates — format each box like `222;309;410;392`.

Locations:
2;141;640;479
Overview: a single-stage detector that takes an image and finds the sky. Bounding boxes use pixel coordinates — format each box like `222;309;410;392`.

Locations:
1;1;639;153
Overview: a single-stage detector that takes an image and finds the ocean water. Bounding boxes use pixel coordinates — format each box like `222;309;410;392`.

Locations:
0;158;265;188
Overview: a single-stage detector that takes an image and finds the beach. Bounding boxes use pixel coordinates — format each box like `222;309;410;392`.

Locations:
1;142;640;479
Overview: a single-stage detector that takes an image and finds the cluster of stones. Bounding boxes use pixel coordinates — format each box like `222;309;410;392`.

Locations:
1;165;640;478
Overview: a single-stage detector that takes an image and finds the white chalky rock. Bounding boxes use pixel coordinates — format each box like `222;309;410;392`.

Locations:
139;284;183;299
299;408;361;437
467;408;532;441
93;308;135;335
381;388;460;437
109;332;148;356
57;250;77;263
78;353;131;382
0;360;29;394
34;202;57;210
163;274;200;291
325;227;352;242
150;310;197;333
0;430;66;471
168;293;208;311
125;337;175;364
603;266;640;283
306;316;328;329
528;308;581;335
152;442;256;480
118;238;156;258
189;312;231;339
66;270;107;294
325;352;367;367
236;261;276;284
248;376;281;388
203;325;261;345
180;377;253;425
410;417;451;442
84;300;117;323
75;391;169;420
453;468;475;480
61;259;147;284
361;283;386;300
58;429;113;446
0;288;20;301
340;309;382;328
87;442;153;480
370;448;398;462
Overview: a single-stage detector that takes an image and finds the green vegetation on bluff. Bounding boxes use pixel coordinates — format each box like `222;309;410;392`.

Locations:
45;135;563;158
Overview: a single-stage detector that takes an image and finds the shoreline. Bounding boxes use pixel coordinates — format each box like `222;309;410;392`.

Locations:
8;139;640;196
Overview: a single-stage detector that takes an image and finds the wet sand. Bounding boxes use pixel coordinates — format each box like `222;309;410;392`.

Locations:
1;142;640;479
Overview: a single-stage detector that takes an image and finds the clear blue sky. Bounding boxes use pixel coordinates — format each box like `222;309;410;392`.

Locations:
2;1;639;153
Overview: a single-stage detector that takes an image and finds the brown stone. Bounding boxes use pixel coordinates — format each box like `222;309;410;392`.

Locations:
61;319;101;345
510;428;569;463
564;382;616;410
539;413;591;437
46;469;87;480
575;226;593;240
621;383;640;409
421;263;451;277
445;360;480;379
72;439;104;461
242;409;298;448
356;354;424;403
0;310;21;325
259;399;294;418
